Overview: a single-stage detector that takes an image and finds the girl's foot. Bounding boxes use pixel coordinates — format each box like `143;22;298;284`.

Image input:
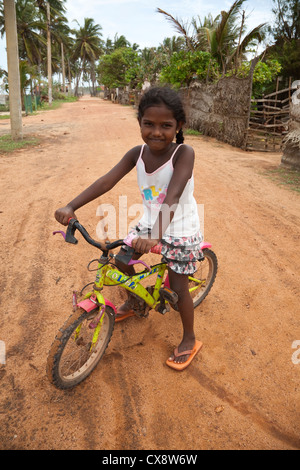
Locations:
166;340;203;371
170;337;196;363
115;303;136;323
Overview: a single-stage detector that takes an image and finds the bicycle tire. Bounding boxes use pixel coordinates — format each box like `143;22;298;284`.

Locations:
47;305;115;389
191;248;218;307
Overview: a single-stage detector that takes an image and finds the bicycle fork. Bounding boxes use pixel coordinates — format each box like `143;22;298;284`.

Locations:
74;304;106;352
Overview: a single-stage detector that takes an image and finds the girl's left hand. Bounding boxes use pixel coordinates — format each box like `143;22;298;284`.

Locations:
132;236;160;254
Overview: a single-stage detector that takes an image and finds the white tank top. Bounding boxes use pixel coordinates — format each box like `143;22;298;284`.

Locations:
136;144;200;238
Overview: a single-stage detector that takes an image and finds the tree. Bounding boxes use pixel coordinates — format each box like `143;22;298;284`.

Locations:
47;12;72;92
232;59;282;96
157;0;266;75
267;0;300;81
97;47;139;89
35;0;67;104
269;0;299;40
36;0;66;105
72;17;103;96
137;47;164;86
3;0;23;140
0;1;46;66
159;36;186;56
160;50;218;88
113;34;130;49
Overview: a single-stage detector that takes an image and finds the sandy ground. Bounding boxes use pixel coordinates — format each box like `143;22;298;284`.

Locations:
0;97;299;451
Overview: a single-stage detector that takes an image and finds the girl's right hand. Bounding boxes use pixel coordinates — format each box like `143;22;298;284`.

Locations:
54;205;76;226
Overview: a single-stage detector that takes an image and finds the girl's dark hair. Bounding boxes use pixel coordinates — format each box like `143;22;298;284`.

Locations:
138;87;186;144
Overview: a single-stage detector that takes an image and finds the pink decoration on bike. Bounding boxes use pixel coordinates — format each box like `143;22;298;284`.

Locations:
164;275;170;288
104;298;117;313
200;242;212;250
78;296;117;314
77;297;98;312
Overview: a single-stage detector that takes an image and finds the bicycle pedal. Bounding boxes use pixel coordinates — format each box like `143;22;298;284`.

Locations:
159;287;178;304
156;303;170;315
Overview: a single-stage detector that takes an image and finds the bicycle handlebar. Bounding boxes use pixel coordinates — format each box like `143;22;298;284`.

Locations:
57;218;162;255
65;218;123;251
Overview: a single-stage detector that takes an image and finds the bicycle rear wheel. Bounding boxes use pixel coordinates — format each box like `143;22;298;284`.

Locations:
189;248;218;308
47;305;115;389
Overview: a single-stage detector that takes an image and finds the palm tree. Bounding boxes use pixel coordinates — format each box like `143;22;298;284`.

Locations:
72;18;103;96
0;0;47;109
138;47;163;84
157;0;266;75
47;13;72;92
159;36;186;56
0;0;46;66
113;34;130;49
196;0;266;73
36;0;67;104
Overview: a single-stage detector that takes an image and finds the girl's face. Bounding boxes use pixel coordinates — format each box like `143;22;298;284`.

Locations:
139;105;182;154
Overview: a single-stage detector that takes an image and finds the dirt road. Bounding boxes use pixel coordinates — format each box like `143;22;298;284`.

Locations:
0;97;299;450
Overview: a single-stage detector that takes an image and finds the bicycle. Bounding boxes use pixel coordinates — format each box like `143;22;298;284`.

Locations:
47;218;218;389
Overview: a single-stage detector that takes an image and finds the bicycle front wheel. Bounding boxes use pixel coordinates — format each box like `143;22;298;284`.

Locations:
47;305;115;389
189;248;218;308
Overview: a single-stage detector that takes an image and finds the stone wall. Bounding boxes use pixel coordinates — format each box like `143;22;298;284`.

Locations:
108;61;258;150
179;75;253;148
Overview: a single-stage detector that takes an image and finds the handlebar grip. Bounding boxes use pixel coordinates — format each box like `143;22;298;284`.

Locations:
150;244;162;254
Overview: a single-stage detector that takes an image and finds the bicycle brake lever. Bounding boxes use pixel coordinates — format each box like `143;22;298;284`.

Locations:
53;230;66;240
65;219;78;244
128;259;151;271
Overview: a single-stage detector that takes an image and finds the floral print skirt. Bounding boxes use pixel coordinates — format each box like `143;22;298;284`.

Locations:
160;232;203;275
127;224;203;275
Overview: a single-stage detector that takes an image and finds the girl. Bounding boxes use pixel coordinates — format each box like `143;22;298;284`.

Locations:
55;87;203;371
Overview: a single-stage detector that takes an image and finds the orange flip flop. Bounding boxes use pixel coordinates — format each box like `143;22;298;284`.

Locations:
166;340;203;371
115;309;136;323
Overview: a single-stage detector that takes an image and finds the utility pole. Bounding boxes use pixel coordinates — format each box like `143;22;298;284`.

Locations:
4;0;23;140
47;1;52;106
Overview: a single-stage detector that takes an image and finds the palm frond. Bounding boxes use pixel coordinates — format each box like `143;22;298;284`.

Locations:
239;23;267;52
156;8;194;50
215;0;246;44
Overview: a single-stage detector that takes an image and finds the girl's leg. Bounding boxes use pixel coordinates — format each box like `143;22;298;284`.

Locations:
167;268;196;364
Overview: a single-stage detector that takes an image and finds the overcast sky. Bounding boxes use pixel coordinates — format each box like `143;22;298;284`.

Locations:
0;0;276;70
